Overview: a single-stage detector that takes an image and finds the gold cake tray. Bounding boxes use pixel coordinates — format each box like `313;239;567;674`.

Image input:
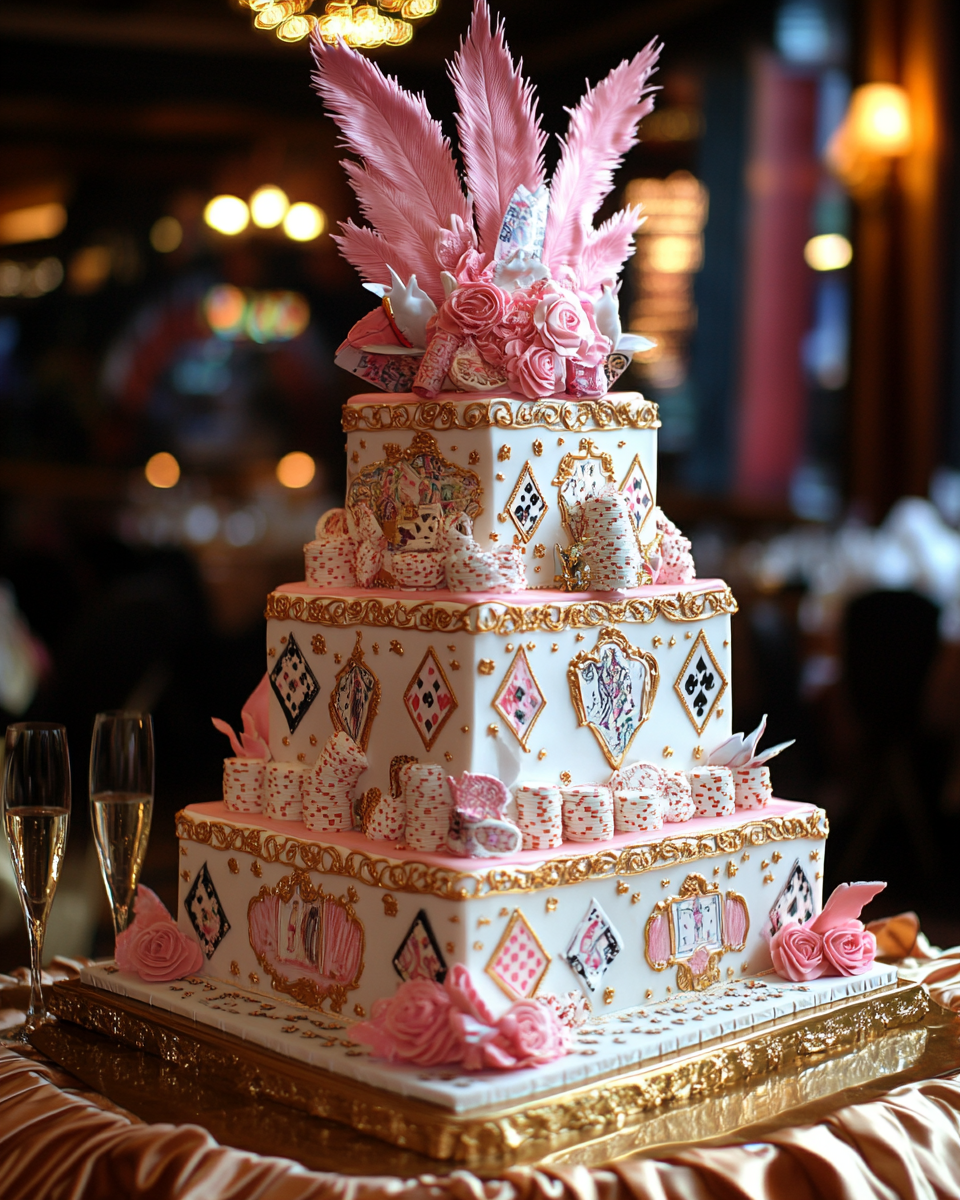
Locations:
39;976;936;1170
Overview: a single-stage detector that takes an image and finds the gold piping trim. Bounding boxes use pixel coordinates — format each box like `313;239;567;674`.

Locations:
264;586;739;635
175;807;828;901
341;397;661;433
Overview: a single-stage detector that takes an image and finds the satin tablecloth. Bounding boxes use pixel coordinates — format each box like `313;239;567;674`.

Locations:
3;913;960;1200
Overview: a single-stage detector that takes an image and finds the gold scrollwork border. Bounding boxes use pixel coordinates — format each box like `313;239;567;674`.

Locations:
176;807;827;901
264;586;739;636
341;397;661;433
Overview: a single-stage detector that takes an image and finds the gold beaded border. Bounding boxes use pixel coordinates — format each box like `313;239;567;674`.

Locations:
341;397;661;433
176;806;828;901
264;586;738;635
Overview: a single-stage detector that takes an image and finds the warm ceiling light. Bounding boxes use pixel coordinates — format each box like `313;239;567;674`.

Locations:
250;185;289;229
848;84;912;157
276;451;316;488
804;233;853;271
145;452;181;489
204;195;250;236
282;202;326;242
150;216;182;253
0;202;67;247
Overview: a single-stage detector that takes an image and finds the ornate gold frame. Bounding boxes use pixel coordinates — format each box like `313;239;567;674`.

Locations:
341;397;661;433
673;628;728;735
328;630;381;752
404;645;458;750
618;453;656;553
552;438;616;537
484;909;551;1000
644;873;750;992
504;461;548;543
247;870;365;1013
265;584;739;634
491;646;546;749
567;626;660;768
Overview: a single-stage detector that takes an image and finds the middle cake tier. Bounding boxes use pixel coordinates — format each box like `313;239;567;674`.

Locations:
264;579;737;794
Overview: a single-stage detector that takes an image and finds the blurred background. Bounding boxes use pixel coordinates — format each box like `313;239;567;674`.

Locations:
0;0;958;963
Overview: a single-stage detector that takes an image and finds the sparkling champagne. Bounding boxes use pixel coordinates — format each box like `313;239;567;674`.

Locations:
4;806;69;924
90;791;153;932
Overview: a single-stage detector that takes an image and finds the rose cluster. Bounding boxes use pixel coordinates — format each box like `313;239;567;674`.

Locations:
115;886;205;983
435;274;612;400
353;964;571;1070
770;919;877;983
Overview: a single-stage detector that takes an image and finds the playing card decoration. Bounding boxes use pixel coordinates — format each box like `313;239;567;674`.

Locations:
393;909;447;983
395;504;443;551
505;463;547;543
184;862;231;959
329;630;381;752
492;647;546;748
674;629;727;735
269;633;320;734
486;910;551;1000
403;647;458;749
553;439;616;539
619;454;655;547
564;898;622;993
568;627;659;768
768;860;816;937
645;873;750;992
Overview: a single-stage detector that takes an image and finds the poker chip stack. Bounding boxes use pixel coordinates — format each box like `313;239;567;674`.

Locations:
613;787;664;833
302;731;367;833
383;550;445;590
578;489;644;590
514;783;564;849
263;762;308;821
222;757;266;814
402;763;451;851
304;508;357;587
561;784;615;842
734;764;772;810
689;766;736;818
364;787;406;840
662;770;696;822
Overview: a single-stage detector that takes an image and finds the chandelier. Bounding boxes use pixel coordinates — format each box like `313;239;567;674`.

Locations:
237;0;438;48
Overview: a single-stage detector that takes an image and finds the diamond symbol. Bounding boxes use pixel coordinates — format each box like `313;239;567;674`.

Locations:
184;862;230;959
492;646;545;748
393;909;447;982
768;860;816;937
403;647;457;750
269;632;320;734
564;898;621;994
329;632;380;751
674;629;727;735
619;454;654;544
505;462;547;543
486;910;550;1000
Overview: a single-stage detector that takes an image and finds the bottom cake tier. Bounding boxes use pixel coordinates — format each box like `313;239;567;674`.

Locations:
175;799;828;1020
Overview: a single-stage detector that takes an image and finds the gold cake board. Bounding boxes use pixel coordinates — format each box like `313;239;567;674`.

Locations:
40;977;934;1171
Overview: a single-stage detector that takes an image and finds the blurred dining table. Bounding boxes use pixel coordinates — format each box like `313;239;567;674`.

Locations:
4;912;960;1200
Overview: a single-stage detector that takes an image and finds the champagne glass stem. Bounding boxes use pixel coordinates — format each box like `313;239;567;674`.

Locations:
25;916;46;1026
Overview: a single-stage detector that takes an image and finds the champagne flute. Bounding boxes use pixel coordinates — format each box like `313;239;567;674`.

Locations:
89;711;154;938
2;722;71;1037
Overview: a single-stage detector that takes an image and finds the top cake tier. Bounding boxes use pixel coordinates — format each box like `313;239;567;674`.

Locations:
342;391;659;591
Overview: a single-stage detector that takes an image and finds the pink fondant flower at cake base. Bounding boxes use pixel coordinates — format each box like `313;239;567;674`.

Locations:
353;979;464;1066
116;921;204;983
769;921;826;982
438;281;507;338
445;963;496;1024
483;1000;570;1069
822;921;878;975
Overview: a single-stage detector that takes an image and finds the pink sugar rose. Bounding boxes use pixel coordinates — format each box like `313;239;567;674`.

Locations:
534;286;592;358
438;281;507;338
353;979;464;1066
770;921;826;982
505;341;565;398
116;920;204;983
483;1000;570;1069
822;921;877;976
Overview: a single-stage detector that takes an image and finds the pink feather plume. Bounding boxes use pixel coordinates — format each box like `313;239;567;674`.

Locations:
543;41;660;273
578;204;645;292
449;0;546;259
332;221;417;290
310;36;470;303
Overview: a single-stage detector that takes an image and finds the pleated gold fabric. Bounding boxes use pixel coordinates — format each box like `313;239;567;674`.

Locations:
3;922;960;1200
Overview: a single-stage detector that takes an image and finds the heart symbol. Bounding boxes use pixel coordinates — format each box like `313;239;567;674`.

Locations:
438;694;450;710
410;696;420;711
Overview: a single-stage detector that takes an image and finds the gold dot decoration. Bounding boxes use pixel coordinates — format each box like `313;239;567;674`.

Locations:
446;941;455;953
551;643;559;652
741;853;750;863
560;771;572;785
334;654;342;664
557;437;565;446
693;746;704;760
496;472;505;482
230;961;240;977
713;866;720;876
815;870;823;879
546;896;558;912
449;915;460;923
478;659;495;675
661;879;672;888
617;440;627;448
489;532;499;542
810;850;820;861
723;640;730;648
685;631;693;639
772;851;782;864
382;894;398;916
631;892;643;904
488;723;499;735
603;987;615;1005
477;916;490;927
499;907;509;918
450;445;458;452
347;886;359;904
616;880;629;894
468;450;480;464
449;660;460;670
668;636;676;647
311;634;327;655
444;751;453;762
179;846;187;857
461;724;470;733
227;858;239;874
498;445;511;461
763;873;775;884
180;869;191;882
372;643;379;654
473;941;484;951
354;1004;366;1017
497;513;508;522
282;736;290;746
351;451;360;463
531;439;543;456
716;708;725;718
537;749;547;760
279;635;287;644
359;439;366;449
575;633;585;642
727;967;735;979
645;989;653;999
533;543;545;559
652;635;663;648
297;753;306;762
761;860;770;870
663;746;674;758
505;643;514;652
309;735;318;748
249;972;260;985
534;566;541;573
268;647;276;657
727;861;738;877
251;862;262;877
